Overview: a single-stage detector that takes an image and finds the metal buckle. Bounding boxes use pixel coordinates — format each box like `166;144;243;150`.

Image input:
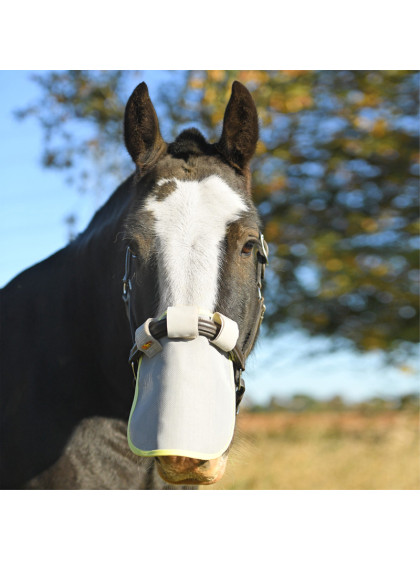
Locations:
259;233;269;264
257;233;269;283
129;344;141;383
122;246;136;304
259;300;266;327
131;361;137;382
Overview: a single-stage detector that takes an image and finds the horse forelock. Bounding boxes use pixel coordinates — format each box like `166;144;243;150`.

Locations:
168;128;213;159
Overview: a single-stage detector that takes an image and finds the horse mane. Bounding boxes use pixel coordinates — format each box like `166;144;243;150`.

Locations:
73;174;136;250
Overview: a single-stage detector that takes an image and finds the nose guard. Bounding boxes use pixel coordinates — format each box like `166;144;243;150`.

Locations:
127;307;239;460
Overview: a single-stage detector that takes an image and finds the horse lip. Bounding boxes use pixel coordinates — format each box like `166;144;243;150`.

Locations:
157;470;220;486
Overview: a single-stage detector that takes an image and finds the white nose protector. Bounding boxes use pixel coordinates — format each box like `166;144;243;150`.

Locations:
127;306;239;460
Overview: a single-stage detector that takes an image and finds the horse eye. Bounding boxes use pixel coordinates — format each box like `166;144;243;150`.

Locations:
241;241;255;256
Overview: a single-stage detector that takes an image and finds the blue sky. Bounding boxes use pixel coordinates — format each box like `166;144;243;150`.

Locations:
0;70;418;405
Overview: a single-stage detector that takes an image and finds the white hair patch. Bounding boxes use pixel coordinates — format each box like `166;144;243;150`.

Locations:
146;175;247;313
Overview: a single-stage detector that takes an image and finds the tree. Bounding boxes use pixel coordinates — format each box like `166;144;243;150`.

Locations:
16;70;419;355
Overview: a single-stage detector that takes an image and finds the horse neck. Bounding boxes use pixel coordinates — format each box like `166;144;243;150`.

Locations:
70;176;136;344
62;176;140;413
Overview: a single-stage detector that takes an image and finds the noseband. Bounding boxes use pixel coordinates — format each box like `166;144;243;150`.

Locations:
122;233;268;411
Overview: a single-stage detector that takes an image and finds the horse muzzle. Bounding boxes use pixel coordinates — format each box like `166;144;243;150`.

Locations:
155;454;228;486
127;307;239;479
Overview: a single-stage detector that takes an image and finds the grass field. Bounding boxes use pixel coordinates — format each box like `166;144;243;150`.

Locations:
205;409;420;490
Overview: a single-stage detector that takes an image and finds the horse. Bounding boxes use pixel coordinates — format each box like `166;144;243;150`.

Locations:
0;80;267;489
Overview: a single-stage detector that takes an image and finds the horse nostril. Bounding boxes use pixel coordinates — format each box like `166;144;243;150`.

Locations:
185;458;207;468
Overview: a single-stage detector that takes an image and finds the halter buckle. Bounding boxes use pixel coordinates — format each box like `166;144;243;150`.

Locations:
259;233;269;263
122;246;136;302
259;301;266;326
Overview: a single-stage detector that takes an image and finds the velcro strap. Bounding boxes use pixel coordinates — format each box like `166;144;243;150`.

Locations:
166;306;199;339
135;318;163;358
211;312;239;352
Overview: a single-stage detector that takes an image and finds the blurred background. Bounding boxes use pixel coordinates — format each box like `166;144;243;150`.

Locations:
1;70;419;489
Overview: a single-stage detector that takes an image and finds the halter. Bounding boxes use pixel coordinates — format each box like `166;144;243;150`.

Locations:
122;233;268;412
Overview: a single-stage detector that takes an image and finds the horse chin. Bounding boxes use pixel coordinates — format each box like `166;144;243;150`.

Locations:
155;454;228;486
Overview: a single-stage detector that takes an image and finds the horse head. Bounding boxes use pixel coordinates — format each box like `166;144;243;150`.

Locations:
122;81;267;485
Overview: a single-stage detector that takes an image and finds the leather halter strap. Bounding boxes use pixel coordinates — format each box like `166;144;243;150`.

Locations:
122;233;268;411
122;246;137;344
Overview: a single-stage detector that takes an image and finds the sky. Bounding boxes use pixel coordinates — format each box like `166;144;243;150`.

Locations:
0;70;418;405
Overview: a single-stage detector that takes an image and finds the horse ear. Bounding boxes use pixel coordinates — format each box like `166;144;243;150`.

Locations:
124;82;166;171
215;81;259;173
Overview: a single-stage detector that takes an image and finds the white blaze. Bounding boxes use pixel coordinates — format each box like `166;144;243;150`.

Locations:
146;175;247;313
